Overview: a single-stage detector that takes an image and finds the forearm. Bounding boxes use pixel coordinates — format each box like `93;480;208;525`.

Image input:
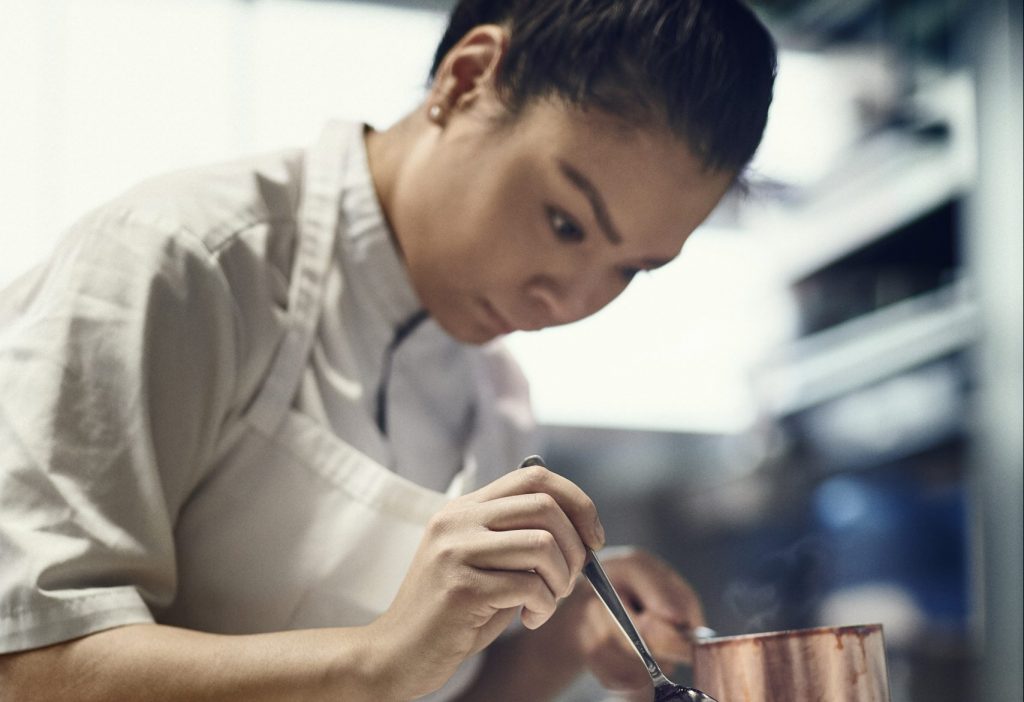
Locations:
453;589;588;702
0;623;393;702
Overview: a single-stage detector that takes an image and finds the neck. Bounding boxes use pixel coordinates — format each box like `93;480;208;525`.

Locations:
364;109;432;258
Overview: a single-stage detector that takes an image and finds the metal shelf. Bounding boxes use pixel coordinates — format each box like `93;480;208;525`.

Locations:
752;72;975;284
760;281;978;415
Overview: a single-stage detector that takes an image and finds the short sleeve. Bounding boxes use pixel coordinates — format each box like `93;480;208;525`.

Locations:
0;208;237;653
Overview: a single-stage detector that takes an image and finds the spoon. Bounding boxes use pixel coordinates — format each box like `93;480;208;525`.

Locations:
517;456;718;702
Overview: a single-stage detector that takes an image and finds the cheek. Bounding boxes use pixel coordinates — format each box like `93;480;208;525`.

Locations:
418;212;522;295
466;212;538;279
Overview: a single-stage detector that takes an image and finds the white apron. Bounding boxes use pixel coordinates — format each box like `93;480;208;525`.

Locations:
159;123;485;700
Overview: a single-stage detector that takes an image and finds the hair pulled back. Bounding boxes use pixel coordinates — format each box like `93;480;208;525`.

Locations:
430;0;777;173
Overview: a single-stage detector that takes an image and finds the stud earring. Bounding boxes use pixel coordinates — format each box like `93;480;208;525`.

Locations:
428;104;445;123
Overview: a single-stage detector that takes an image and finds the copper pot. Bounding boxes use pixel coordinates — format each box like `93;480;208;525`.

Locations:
692;624;891;702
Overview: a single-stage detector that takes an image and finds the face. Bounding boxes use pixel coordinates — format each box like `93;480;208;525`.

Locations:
388;96;734;345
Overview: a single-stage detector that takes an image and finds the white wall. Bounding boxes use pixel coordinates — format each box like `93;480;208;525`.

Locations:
0;0;446;285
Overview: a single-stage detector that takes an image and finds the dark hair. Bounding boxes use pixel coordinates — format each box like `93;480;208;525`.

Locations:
430;0;777;174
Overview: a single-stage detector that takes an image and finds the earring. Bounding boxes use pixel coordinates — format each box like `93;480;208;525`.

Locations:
428;104;445;124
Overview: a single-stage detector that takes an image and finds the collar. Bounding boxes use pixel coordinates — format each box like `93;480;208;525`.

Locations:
336;122;423;330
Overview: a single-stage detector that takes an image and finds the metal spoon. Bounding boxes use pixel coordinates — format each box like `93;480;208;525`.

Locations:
517;456;718;702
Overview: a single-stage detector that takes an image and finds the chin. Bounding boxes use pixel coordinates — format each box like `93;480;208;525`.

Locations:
462;328;503;345
436;317;499;346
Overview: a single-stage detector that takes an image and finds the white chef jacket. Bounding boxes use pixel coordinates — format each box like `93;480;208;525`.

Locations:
0;121;534;699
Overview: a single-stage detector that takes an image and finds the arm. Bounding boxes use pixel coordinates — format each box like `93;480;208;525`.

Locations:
0;623;390;702
1;465;606;702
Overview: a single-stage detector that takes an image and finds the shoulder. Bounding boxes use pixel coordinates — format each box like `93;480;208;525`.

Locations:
92;147;306;256
53;147;311;328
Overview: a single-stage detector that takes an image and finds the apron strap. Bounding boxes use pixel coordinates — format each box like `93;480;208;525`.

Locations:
248;122;352;436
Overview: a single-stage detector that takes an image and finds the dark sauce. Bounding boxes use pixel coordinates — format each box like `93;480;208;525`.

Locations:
654;687;715;702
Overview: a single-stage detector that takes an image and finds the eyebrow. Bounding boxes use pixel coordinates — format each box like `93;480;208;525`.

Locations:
557;159;623;245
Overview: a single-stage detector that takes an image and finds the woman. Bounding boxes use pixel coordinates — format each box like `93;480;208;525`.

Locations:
0;1;776;699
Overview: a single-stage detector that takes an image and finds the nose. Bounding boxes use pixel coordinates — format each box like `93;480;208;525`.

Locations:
524;275;606;327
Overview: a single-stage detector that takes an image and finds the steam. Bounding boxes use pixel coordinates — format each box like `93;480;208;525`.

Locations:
722;534;826;633
724;582;782;632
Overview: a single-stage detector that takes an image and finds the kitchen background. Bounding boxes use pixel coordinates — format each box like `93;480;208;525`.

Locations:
0;1;1019;701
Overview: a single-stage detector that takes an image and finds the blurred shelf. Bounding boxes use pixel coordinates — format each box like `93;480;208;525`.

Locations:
760;281;978;415
754;72;975;285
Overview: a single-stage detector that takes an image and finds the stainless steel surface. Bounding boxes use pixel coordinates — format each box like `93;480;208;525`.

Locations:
517;455;718;702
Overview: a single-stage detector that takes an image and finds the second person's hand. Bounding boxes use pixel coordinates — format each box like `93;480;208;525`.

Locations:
573;548;706;695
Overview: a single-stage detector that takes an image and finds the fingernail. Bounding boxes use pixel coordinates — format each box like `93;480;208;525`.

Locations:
521;609;549;630
593;516;606;548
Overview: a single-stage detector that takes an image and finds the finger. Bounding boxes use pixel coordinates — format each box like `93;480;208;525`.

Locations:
610;554;705;627
469;466;605;550
474;570;558;630
586;584;657;661
474;493;588;587
469;608;519;656
585;608;653;692
635;611;694;665
462;528;573;599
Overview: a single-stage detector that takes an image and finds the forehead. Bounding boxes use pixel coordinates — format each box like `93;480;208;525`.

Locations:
505;100;734;252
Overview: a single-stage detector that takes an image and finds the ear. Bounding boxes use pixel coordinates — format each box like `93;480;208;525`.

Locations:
429;25;508;119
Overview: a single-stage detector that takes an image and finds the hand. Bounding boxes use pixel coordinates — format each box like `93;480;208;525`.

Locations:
367;465;606;700
572;548;706;693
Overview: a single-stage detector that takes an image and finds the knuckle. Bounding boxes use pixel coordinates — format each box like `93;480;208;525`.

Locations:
525;570;549;594
530;491;558;513
444;569;481;604
426;510;453;536
529;529;558;554
434;539;461;564
520;465;551;489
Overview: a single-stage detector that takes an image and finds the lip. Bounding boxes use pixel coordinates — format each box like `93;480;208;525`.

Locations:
479;298;516;335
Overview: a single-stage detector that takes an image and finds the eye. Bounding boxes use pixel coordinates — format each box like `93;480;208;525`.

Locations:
546;206;585;244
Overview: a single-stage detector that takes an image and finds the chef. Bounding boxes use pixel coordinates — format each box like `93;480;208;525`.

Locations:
0;0;776;699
